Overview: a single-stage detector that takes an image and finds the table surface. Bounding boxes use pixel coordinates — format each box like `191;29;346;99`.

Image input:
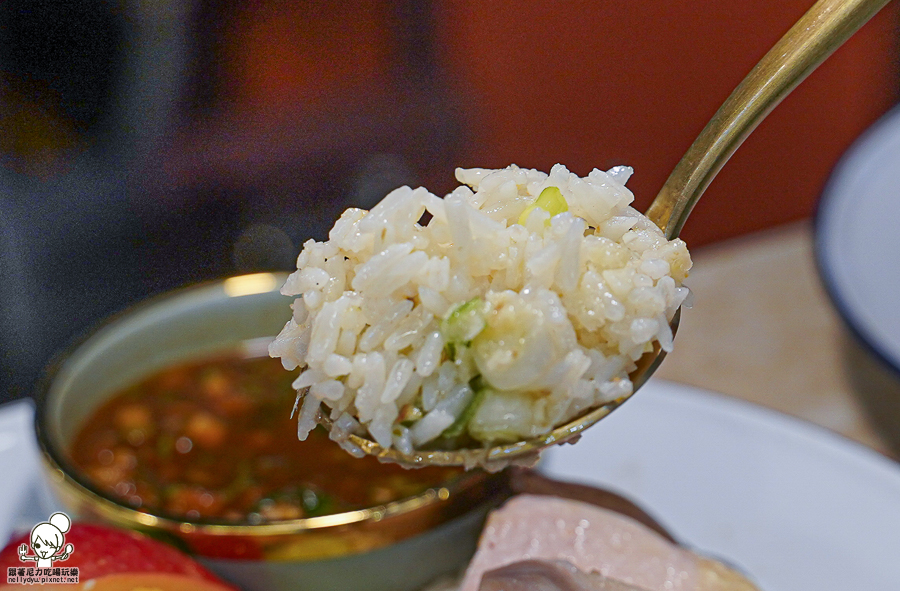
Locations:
654;220;897;459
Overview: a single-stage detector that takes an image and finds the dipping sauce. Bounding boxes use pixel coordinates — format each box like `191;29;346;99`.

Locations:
68;354;462;523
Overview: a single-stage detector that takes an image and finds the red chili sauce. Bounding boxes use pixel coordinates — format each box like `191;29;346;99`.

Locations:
68;355;462;523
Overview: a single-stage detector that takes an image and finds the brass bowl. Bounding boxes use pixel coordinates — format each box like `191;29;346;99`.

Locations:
33;273;511;591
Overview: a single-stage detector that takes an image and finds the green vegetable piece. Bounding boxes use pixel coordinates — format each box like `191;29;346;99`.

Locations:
518;186;568;226
535;185;568;214
441;297;488;346
301;488;335;517
441;377;489;438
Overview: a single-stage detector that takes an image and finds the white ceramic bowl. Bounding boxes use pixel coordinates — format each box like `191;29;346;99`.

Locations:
815;104;900;452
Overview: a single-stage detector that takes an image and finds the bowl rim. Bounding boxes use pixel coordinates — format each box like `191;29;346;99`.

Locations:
813;103;900;382
32;272;499;538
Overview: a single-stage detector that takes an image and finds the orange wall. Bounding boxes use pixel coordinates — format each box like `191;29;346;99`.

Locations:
436;1;900;246
224;2;391;114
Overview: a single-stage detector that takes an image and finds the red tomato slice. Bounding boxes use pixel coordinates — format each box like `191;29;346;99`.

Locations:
0;523;237;589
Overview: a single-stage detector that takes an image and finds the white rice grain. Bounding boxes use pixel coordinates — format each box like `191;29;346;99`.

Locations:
270;163;692;454
414;330;444;377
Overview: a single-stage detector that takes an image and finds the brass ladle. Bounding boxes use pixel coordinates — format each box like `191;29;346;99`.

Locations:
322;0;892;469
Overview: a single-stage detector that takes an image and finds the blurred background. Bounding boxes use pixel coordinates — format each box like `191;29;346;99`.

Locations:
1;0;898;406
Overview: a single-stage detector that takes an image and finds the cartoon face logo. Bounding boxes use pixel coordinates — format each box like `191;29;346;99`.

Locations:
18;512;74;568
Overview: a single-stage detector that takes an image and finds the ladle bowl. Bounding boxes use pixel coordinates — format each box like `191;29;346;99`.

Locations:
318;0;892;468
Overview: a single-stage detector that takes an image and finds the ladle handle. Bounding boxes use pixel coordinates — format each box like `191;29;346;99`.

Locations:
645;0;893;239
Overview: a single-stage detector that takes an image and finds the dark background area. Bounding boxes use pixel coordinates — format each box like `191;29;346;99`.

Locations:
1;0;898;403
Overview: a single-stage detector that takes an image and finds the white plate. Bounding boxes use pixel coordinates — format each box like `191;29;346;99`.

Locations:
6;382;900;590
816;104;900;374
542;380;900;591
0;398;59;540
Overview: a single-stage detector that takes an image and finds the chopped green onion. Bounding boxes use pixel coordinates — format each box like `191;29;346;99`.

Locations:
441;376;489;438
305;493;335;517
518;186;568;226
441;297;489;346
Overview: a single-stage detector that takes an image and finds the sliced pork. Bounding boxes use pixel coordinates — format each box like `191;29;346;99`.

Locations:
460;494;758;591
